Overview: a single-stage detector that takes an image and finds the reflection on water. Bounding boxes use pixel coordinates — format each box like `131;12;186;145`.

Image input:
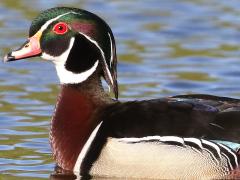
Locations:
1;0;240;179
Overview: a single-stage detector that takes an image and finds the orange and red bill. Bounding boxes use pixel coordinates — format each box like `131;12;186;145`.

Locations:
4;31;42;62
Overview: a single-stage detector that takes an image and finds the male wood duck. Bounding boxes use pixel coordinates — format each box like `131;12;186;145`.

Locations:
3;7;240;179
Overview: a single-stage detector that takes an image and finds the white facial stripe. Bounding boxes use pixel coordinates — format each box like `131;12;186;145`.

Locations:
108;33;113;68
40;11;79;32
56;60;99;84
41;37;75;61
42;37;99;84
78;32;114;85
39;13;113;85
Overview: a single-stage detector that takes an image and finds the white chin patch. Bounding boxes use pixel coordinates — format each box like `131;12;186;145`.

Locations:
41;37;99;84
55;60;99;84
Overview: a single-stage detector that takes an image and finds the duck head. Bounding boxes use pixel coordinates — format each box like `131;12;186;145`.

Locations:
4;7;118;99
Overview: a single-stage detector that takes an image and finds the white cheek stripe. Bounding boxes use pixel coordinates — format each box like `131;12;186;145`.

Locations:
39;12;113;85
42;37;99;84
78;32;114;85
73;122;103;173
41;37;75;61
56;60;99;84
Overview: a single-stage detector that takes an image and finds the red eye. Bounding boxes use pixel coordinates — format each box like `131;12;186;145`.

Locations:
53;22;68;35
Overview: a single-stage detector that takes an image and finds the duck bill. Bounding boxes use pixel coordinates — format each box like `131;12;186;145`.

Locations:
3;32;42;62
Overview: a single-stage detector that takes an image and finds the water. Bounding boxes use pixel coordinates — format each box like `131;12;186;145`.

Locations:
1;0;240;179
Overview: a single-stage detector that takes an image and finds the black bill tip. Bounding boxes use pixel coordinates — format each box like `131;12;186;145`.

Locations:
3;52;15;63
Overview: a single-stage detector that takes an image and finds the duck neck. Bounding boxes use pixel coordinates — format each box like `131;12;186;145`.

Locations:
50;73;113;171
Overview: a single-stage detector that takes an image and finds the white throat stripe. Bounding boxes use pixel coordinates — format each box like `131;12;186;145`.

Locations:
56;60;99;84
42;37;99;84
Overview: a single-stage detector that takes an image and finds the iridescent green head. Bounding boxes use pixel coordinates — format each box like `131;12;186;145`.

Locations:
4;7;118;99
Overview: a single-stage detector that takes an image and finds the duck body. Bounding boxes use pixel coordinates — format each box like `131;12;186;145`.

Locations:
93;94;240;179
50;77;240;178
4;7;240;179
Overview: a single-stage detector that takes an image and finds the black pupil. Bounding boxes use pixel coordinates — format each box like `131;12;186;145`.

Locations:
58;25;63;31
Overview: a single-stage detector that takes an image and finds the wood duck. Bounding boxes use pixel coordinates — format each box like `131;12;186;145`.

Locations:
3;7;240;179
